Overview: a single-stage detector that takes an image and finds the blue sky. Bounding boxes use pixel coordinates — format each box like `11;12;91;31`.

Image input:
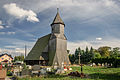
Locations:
0;0;120;56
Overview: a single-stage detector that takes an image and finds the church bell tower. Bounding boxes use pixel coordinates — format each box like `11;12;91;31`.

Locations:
51;9;65;35
48;9;70;67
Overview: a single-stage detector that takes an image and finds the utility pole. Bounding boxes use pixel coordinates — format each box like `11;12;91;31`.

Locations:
78;52;81;65
25;45;27;58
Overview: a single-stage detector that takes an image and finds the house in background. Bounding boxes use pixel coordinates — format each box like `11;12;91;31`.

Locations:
0;53;13;64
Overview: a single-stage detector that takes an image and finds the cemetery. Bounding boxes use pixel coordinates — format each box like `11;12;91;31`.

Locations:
1;64;119;80
0;9;120;80
0;1;120;80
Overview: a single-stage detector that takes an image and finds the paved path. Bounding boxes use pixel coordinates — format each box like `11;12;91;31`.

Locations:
5;76;12;80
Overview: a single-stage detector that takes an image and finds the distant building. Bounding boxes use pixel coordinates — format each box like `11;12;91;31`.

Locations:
25;9;70;67
0;53;13;64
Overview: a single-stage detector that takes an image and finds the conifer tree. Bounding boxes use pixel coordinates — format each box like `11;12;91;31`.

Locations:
90;46;94;59
86;46;89;54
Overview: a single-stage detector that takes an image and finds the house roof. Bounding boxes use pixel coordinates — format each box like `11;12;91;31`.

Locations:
51;10;65;26
25;34;51;60
0;53;13;59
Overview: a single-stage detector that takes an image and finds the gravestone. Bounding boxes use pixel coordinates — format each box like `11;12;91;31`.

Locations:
21;69;31;76
46;67;51;72
55;68;65;74
98;63;101;66
92;63;96;67
40;68;47;75
53;62;58;69
13;68;20;76
102;63;104;67
32;65;40;76
105;63;107;67
32;65;40;71
27;65;32;69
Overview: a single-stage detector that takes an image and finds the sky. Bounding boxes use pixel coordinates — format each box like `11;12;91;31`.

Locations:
0;0;120;57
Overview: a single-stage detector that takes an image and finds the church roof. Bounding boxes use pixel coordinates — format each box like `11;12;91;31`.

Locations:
51;10;65;26
25;34;51;60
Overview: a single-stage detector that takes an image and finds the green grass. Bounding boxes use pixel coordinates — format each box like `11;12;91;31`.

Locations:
18;66;120;80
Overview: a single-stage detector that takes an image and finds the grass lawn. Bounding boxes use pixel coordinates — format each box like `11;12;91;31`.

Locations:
18;66;120;80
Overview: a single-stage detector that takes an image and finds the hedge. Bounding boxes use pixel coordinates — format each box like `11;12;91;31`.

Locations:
91;57;120;67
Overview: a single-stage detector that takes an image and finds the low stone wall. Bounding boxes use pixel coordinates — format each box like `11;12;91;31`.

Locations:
0;69;6;80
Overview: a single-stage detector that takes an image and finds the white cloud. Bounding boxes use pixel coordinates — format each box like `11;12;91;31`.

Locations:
0;32;5;34
3;3;39;22
0;20;2;24
7;32;15;35
0;20;4;29
104;0;115;7
0;41;33;57
68;41;92;54
68;39;120;54
61;0;119;20
0;48;24;57
1;0;119;24
0;48;2;53
96;37;102;41
0;32;15;35
5;26;10;28
15;48;24;53
0;25;4;29
0;37;35;55
4;46;16;49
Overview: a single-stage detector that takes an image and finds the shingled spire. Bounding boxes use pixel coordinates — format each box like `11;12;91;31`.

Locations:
51;8;65;26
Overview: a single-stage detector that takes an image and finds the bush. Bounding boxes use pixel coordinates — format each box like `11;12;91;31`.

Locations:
7;71;12;76
92;57;120;67
113;57;120;68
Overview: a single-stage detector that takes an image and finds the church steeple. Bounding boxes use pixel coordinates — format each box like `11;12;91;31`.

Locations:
51;8;65;26
51;9;65;34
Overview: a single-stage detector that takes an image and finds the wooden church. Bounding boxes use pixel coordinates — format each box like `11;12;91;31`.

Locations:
25;9;70;67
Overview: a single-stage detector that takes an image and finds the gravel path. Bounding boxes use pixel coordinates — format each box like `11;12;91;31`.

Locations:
5;76;12;80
